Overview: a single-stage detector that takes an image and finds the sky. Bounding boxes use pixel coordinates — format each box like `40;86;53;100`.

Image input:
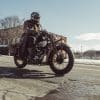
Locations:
0;0;100;52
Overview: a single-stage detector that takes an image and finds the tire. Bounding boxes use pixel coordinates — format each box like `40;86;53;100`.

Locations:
14;55;27;68
49;43;74;75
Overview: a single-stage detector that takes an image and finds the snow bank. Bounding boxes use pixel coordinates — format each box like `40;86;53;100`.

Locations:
75;59;100;65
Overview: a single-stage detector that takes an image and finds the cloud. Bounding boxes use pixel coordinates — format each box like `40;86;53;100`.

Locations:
76;33;100;41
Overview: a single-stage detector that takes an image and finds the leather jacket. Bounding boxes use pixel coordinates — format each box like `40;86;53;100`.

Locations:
23;19;41;32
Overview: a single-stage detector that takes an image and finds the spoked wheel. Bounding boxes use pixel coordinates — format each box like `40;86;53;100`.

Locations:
14;55;27;68
49;43;74;75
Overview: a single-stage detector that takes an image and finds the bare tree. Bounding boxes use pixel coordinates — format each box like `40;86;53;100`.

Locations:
11;16;20;27
0;19;6;29
0;16;21;29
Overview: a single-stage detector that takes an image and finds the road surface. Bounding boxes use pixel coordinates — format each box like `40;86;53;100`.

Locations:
0;56;100;100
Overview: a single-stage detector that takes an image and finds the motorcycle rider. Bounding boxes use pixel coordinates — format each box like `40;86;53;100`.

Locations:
23;12;41;33
21;12;41;62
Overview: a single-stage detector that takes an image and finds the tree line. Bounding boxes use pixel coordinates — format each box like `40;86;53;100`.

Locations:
0;16;24;29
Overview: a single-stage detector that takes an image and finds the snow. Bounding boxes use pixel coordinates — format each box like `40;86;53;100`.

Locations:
75;59;100;65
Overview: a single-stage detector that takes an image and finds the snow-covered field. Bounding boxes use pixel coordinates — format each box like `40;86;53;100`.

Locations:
75;59;100;65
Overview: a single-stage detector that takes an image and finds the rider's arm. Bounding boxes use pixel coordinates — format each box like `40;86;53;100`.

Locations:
33;23;41;32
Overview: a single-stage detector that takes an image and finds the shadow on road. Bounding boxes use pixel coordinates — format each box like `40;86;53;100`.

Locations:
0;66;60;79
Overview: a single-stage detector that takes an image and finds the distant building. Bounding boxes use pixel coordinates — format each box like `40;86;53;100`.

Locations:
0;25;23;45
0;25;67;55
0;25;67;45
83;50;100;59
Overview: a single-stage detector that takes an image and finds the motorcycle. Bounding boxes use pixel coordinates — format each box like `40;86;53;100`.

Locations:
13;30;74;75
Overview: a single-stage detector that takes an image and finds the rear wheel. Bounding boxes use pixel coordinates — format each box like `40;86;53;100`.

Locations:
49;44;74;75
14;56;27;68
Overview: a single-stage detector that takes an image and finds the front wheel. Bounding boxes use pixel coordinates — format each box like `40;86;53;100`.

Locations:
49;44;74;75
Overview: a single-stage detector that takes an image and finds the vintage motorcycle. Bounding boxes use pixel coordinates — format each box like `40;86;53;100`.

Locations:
13;30;74;75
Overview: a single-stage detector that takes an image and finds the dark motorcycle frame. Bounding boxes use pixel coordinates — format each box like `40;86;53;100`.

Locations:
13;31;74;75
14;31;63;63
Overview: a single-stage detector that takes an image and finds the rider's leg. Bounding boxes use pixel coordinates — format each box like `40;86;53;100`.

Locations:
27;35;36;62
27;48;33;59
19;33;28;57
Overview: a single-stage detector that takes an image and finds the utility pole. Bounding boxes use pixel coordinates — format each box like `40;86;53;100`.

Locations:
81;45;83;58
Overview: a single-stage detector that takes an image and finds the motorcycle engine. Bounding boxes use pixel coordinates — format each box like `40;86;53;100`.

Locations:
38;40;47;47
37;36;48;47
